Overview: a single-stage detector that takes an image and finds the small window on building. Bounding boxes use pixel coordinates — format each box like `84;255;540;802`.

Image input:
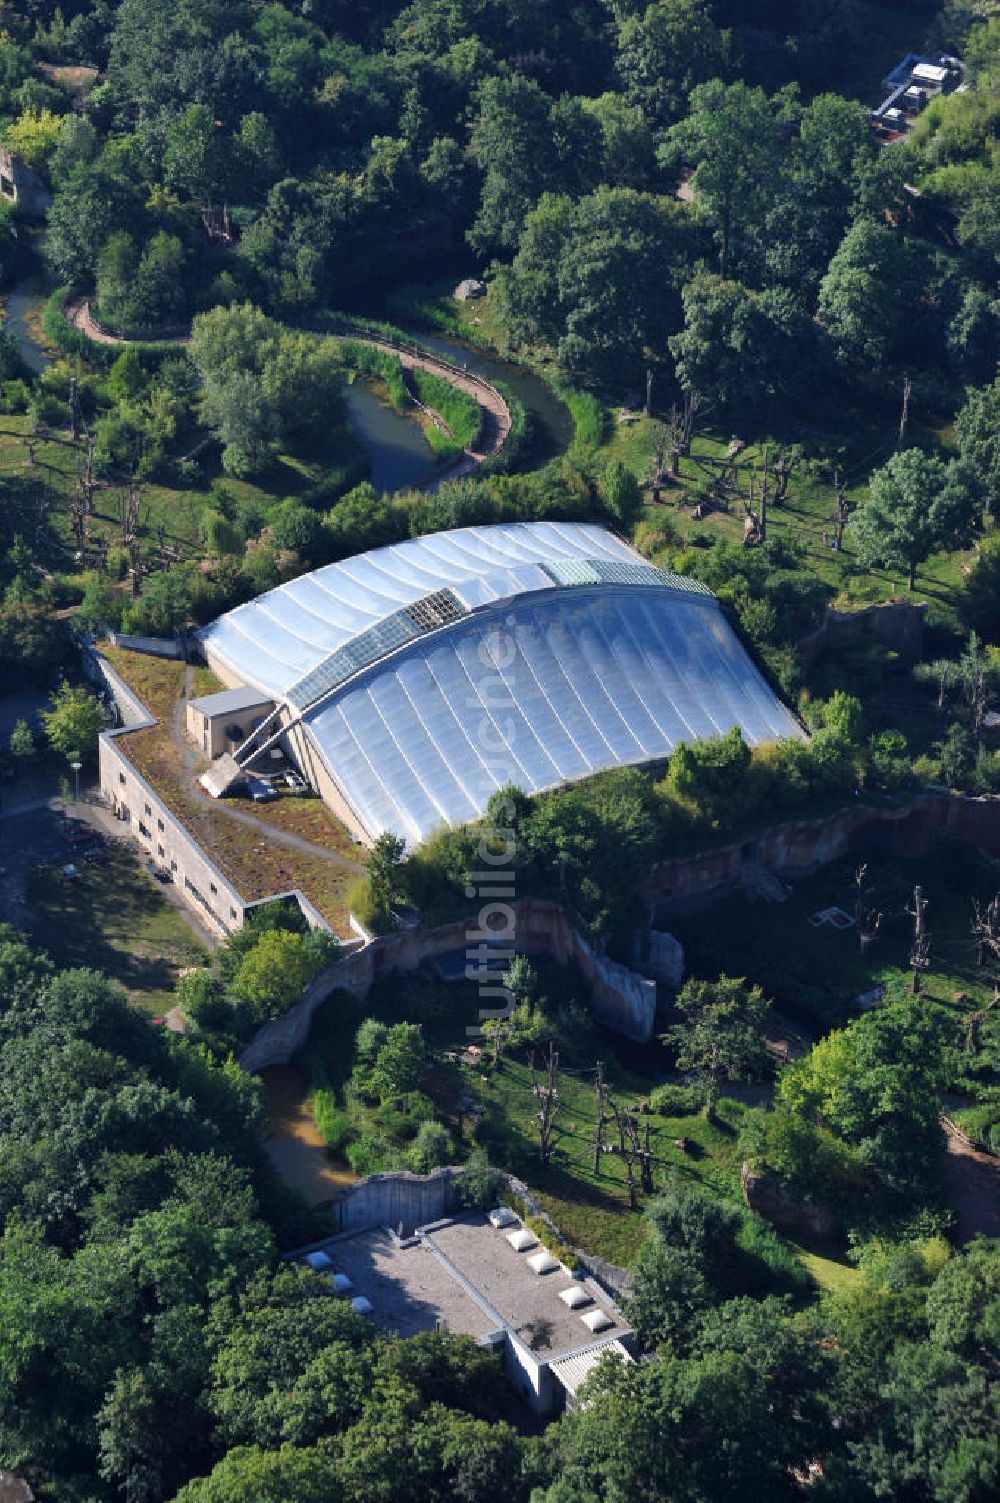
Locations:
157;819;164;833
210;883;217;896
144;802;151;817
157;844;164;858
171;860;178;872
138;822;150;838
119;772;126;787
230;907;237;920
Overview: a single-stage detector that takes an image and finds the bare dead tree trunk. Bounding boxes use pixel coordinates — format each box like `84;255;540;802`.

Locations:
593;1060;608;1175
896;374;913;451
833;467;850;550
907;885;930;994
645;366;655;418
530;1044;561;1168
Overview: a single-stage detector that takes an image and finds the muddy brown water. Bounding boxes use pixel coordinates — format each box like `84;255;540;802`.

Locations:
261;1065;355;1205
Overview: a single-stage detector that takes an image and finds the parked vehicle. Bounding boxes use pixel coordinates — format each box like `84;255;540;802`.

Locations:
246;776;278;803
62;821;101;847
283;771;309;793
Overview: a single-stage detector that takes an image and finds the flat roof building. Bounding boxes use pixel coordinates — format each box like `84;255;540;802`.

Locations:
198;522;803;846
298;1211;633;1414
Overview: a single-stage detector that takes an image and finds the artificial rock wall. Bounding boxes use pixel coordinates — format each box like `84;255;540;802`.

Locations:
239;895;658;1071
639;791;1000;916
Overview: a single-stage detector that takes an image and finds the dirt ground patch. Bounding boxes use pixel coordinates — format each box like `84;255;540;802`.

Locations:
941;1118;1000;1243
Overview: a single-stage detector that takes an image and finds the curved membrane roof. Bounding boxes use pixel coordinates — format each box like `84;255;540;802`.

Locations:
199;522;803;844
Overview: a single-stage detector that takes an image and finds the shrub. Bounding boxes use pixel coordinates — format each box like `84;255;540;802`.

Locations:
454;1149;503;1210
312;1089;356;1155
407;1119;454;1173
346;1132;397;1177
648;1082;704;1116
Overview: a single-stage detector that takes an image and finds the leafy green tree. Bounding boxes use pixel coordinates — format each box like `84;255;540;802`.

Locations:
661;80;786;279
363;832;406;930
108;346;146;405
599;459;642;525
764;92;875;296
372;1023;426;1100
170;1444;338;1503
408;1119;453;1174
96;230;139;327
97;1367;169;1503
614;0;724;133
3;106;64;174
669;271;815;409
666;725;751;821
626;1239;712;1352
468;74;555;254
41;682;104;762
849;450;977;591
818;217;920;369
955;378;1000;518
779;995;954;1196
663;974;770;1117
231;930;315;1022
8;718;33;762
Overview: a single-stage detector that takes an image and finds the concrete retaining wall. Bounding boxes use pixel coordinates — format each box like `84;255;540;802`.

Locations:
332;1167;461;1236
106;631;183;659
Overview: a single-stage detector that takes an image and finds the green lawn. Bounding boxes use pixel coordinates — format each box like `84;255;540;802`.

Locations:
667;840;1000;1036
0;405;367;574
297;967;772;1269
610;420;976;631
25;845;209;1014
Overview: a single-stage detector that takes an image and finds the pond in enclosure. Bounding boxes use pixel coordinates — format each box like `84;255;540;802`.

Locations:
1;277;55;374
261;1064;355;1206
343;378;438;495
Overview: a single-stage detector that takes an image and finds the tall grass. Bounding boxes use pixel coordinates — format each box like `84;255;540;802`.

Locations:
411;366;481;449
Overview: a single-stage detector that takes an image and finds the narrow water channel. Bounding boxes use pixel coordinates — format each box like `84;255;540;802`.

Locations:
261;1064;355;1205
1;278;52;374
0;280;574;491
398;325;575;466
344;379;437;495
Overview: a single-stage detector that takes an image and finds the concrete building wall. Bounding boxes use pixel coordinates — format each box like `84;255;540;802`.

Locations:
99;731;247;938
0;147;50;216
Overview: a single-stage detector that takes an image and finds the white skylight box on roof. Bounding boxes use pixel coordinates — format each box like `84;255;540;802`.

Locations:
580;1309;614;1333
489;1207;518;1229
527;1250;560;1274
559;1285;593;1309
507;1228;538;1252
303;1250;332;1271
331;1273;353;1293
351;1295;374;1315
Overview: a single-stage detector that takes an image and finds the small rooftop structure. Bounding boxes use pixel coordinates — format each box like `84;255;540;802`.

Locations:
455;277;486;300
295;1212;632;1414
549;1339;632;1407
187;685;274;762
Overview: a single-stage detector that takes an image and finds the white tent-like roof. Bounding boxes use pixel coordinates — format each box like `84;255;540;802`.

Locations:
199;522;803;844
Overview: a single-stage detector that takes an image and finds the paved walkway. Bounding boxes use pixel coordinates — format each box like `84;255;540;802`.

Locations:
61;297;512;484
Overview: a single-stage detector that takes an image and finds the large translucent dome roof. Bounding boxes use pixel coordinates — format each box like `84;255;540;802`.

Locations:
199;522;803;844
